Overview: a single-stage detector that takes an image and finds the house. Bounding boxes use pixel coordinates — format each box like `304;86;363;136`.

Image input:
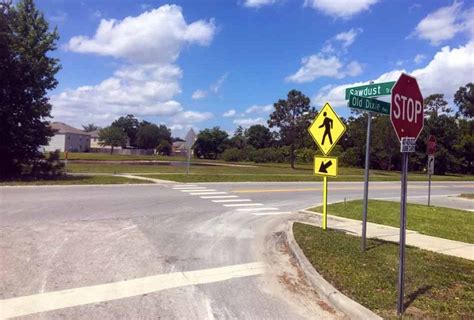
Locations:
43;122;91;152
88;129;101;148
172;141;187;156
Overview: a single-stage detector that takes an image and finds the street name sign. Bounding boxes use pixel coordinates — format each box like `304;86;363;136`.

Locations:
348;94;390;115
391;73;424;142
308;103;346;156
314;156;338;177
345;81;395;99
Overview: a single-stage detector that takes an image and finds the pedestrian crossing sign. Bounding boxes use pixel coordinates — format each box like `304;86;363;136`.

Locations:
308;102;346;155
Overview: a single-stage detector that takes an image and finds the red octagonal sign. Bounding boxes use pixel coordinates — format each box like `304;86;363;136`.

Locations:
391;73;424;142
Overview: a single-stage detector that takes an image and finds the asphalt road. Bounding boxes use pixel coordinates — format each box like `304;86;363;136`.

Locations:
0;180;473;319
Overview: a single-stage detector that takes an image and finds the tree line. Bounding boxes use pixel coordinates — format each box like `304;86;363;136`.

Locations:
193;86;473;175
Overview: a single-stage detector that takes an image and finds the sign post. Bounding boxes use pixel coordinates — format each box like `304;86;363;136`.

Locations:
64;151;69;174
427;135;436;206
184;129;197;175
391;73;424;316
308;103;346;230
346;81;394;252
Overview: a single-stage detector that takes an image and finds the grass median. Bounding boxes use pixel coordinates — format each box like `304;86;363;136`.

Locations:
293;222;474;319
312;200;474;243
0;175;152;186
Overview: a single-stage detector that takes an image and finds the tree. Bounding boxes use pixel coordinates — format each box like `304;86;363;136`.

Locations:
245;124;273;149
156;140;171;155
0;0;61;179
194;127;229;159
98;126;127;154
454;83;474;118
82;123;100;132
111;114;139;147
229;126;246;149
424;94;451;117
268;90;315;168
136;123;161;149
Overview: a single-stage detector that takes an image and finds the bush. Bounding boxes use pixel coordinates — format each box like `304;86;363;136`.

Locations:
222;148;246;162
156;140;172;155
252;148;285;163
25;150;64;179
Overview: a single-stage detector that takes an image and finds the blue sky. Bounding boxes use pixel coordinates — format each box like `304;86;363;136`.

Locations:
38;0;474;137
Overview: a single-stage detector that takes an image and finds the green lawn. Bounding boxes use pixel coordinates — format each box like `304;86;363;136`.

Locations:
56;152;187;161
312;200;474;243
0;175;152;186
293;223;474;319
66;161;473;182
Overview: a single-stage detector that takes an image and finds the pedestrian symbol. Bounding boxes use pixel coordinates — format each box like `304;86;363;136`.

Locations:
308;103;346;155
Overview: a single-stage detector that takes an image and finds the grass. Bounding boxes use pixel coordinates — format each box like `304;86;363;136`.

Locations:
0;175;152;186
293;222;474;319
57;152;186;161
312;200;474;243
66;162;474;182
459;193;474;199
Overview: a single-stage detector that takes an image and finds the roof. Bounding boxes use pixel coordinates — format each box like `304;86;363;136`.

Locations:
172;141;186;149
88;129;100;138
50;122;89;135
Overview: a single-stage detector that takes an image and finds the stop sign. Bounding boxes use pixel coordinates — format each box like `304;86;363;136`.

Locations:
427;135;436;155
391;73;424;142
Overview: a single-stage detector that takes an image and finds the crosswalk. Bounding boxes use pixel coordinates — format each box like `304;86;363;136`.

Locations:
172;184;291;216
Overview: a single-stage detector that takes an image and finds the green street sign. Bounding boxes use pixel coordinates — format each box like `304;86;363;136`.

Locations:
348;94;390;115
345;81;395;100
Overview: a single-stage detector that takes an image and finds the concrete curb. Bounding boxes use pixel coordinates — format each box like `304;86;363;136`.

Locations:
286;221;382;320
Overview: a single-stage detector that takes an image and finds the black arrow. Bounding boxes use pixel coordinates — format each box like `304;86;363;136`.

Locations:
319;160;333;173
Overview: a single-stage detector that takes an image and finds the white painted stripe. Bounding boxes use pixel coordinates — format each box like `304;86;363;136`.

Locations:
237;207;279;212
173;184;198;187
0;262;265;319
252;211;292;216
223;203;264;207
212;199;251;203
200;195;238;199
190;192;227;195
173;187;207;190
181;189;216;192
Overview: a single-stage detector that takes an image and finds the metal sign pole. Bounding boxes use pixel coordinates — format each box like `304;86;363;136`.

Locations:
323;176;328;230
397;151;409;316
428;173;432;207
186;147;191;175
361;112;372;252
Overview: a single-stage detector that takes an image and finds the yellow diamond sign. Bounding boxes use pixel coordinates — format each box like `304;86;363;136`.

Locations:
308;102;346;155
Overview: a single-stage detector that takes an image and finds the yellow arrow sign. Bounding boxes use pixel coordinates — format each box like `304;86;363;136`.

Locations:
314;156;338;177
308;103;346;155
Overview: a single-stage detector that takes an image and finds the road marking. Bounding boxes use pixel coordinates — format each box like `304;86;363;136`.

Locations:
200;195;238;199
173;184;198;187
181;189;216;193
173;187;207;190
190;192;228;195
223;203;263;207
232;185;474;194
0;262;265;319
212;199;252;203
252;211;292;216
237;207;279;211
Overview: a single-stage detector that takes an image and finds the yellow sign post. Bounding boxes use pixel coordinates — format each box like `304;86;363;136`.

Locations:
308;103;346;230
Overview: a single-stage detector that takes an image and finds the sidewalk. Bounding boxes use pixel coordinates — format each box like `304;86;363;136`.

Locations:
301;210;474;261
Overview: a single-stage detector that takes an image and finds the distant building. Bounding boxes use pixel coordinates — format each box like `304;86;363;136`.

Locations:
43;122;91;152
88;129;101;148
172;141;187;156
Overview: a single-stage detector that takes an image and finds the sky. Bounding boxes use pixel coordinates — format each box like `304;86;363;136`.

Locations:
37;0;474;137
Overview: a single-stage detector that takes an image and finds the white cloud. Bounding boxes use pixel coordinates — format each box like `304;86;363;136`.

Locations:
192;89;207;100
304;0;379;18
172;110;213;124
412;2;466;45
245;104;273;114
243;0;278;8
286;54;362;83
313;41;474;108
334;28;361;48
233;117;266;127
209;73;228;93
66;5;216;64
223;109;237;117
413;54;426;64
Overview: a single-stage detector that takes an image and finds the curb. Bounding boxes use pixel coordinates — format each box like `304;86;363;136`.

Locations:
286;221;382;320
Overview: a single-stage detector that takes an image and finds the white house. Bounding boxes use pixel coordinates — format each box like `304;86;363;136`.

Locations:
43;122;91;152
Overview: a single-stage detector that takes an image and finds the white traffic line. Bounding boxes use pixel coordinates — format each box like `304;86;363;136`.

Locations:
252;211;292;216
200;195;239;199
223;203;264;207
173;184;198;187
0;262;265;319
173;187;208;190
181;189;217;193
212;199;252;203
190;192;228;195
236;207;279;211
